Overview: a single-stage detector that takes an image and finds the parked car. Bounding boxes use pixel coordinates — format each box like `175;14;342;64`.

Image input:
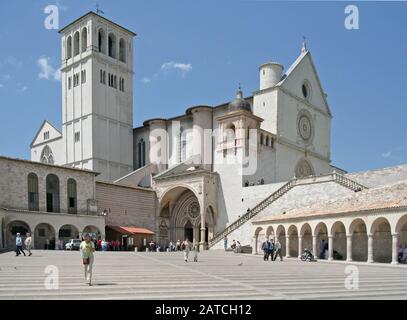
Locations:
65;239;81;251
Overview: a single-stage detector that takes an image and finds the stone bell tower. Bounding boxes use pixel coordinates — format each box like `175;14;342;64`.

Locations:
59;12;136;181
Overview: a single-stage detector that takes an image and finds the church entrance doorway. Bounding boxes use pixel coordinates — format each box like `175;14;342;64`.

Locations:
184;221;194;242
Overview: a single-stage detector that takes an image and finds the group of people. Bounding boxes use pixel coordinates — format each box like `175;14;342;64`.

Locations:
96;239;122;251
15;233;33;257
261;238;283;261
224;237;242;253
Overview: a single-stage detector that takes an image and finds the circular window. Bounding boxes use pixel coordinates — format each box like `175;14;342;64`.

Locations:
188;202;200;219
298;114;312;141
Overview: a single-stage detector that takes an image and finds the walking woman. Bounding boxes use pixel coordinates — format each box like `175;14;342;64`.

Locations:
25;233;33;256
182;238;191;262
80;234;95;286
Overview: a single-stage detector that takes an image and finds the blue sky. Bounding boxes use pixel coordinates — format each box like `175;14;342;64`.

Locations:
0;0;406;173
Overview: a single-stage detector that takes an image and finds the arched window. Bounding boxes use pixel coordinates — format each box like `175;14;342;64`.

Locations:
119;38;126;62
67;178;77;214
265;136;269;147
260;133;264;145
41;145;54;164
114;75;117;89
108;33;116;58
73;31;80;56
138;138;146;168
225;124;236;144
46;174;60;213
66;36;72;59
81;27;87;53
27;173;39;211
98;29;106;54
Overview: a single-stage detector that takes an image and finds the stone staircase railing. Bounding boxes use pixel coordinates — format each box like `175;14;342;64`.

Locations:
208;172;367;248
208;179;296;248
331;171;367;192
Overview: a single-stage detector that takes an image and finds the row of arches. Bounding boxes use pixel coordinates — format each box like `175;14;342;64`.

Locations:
4;220;101;249
254;214;407;264
65;28;127;63
97;29;126;62
66;27;88;59
27;173;77;214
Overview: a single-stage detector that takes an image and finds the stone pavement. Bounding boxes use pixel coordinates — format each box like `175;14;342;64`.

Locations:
0;250;406;300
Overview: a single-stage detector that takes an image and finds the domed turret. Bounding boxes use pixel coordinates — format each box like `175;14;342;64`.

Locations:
229;86;251;112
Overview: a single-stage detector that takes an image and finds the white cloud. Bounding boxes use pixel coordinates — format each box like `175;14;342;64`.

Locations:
161;61;192;77
381;151;391;158
37;57;60;81
142;61;192;84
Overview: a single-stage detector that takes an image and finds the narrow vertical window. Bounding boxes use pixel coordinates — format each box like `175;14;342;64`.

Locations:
27;173;39;211
67;178;77;214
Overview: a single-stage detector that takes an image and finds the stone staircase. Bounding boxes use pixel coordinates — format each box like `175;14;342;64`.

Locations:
208;172;367;248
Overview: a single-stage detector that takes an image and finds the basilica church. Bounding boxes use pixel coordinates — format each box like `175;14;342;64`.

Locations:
24;12;406;263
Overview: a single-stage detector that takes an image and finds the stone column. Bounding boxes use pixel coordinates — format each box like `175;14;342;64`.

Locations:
200;213;206;251
391;233;399;265
367;234;374;263
312;235;318;260
285;235;290;258
328;236;333;261
298;235;303;258
346;234;353;262
253;237;258;255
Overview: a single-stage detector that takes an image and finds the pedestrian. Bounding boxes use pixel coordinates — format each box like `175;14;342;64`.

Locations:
149;240;155;252
269;239;275;261
236;241;242;254
176;240;181;251
15;233;26;256
169;241;174;252
182;238;191;262
224;236;228;251
116;240;121;251
193;243;199;262
274;239;283;261
231;240;236;251
262;239;270;261
80;234;95;286
402;245;407;264
25;233;33;256
97;239;102;251
45;238;50;250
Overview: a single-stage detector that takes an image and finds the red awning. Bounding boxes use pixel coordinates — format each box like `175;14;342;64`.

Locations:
107;225;154;235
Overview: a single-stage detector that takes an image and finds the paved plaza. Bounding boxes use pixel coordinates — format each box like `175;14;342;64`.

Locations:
0;250;406;300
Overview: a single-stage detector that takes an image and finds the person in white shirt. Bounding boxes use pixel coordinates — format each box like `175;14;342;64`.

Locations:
182;238;191;262
24;233;32;256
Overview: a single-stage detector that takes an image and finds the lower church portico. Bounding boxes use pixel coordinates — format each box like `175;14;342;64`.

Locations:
154;169;218;250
